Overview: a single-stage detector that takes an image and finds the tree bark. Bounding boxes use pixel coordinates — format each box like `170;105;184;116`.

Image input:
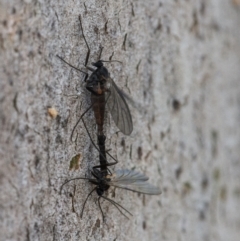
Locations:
1;0;240;240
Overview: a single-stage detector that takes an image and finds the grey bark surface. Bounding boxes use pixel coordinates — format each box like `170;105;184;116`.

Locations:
1;0;240;241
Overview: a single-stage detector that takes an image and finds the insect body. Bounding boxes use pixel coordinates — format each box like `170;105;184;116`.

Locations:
57;15;133;139
58;15;159;221
60;167;161;220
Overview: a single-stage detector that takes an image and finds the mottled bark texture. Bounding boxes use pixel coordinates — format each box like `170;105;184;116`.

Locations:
1;0;240;241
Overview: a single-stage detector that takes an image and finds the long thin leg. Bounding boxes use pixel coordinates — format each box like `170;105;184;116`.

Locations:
81;117;113;165
103;196;132;216
102;196;128;219
86;66;95;72
79;15;90;67
60;177;90;194
101;60;122;64
92;161;117;170
82;117;119;165
57;54;90;82
72;106;114;168
70;104;94;142
98;46;104;61
97;197;105;221
80;187;97;218
101;195;132;219
71;98;118;167
57;55;88;76
79;15;121;66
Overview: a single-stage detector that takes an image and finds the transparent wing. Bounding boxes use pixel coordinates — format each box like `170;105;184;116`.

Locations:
107;170;161;195
106;78;133;135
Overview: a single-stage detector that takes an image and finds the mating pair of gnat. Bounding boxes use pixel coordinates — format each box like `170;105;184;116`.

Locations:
58;15;161;220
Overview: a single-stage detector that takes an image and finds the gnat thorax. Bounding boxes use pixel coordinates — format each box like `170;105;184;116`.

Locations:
86;62;110;95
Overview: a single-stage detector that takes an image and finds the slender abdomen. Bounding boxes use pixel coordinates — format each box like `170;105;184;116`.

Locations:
97;135;108;175
91;94;105;136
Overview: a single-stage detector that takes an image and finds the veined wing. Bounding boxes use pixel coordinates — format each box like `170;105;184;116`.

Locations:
106;78;133;135
107;170;161;195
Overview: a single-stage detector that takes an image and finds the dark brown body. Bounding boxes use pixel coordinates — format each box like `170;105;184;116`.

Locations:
86;61;109;136
86;61;111;175
91;94;105;136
